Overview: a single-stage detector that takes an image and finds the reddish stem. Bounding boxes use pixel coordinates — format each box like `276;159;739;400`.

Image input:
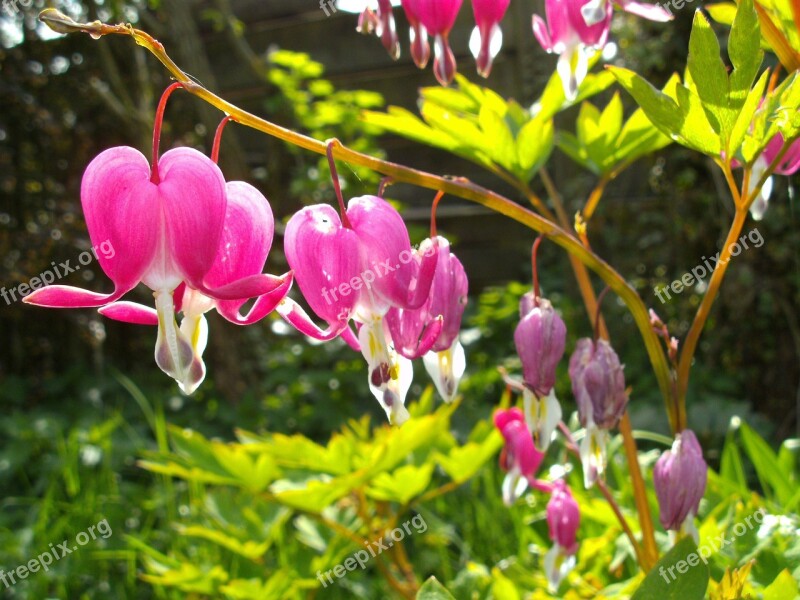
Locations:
211;115;233;164
430;190;445;237
151;82;184;184
326;140;352;228
531;235;544;299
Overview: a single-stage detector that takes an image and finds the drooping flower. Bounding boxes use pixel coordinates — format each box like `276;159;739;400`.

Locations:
470;0;510;77
402;0;463;85
514;292;566;450
401;0;431;68
358;0;401;59
654;429;707;541
746;133;800;220
386;236;468;402
494;407;545;505
98;179;293;393
532;0;612;100
281;194;439;424
23;141;285;393
544;479;580;591
568;337;628;487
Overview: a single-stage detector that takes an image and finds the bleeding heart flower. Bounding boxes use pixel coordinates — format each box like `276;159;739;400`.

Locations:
494;407;546;505
568;337;628;487
514;293;566;451
532;0;612;100
544;480;580;591
402;0;463;85
358;0;401;59
654;428;707;541
98;179;293;393
386;236;468;403
24;86;287;394
401;0;431;68
470;0;510;77
282;193;439;424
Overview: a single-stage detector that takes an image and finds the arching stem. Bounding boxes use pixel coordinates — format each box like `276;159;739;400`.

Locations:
151;82;183;184
211;115;234;164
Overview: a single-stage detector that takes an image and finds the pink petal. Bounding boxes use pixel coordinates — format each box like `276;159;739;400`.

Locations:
216;272;293;325
23;284;125;309
617;0;674;21
532;14;555;52
98;301;159;325
472;0;511;29
347;196;439;310
81;146;160;301
204;181;274;290
276;298;350;341
284;204;363;325
404;0;463;34
156;147;227;291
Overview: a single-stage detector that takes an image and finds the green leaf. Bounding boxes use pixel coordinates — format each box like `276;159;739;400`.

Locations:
436;430;503;484
478;104;517;172
517;117;554;178
739;422;794;505
417;576;457;600
719;428;749;494
729;70;770;157
366;463;435;504
763;569;800;600
728;0;763;116
687;10;730;136
631;536;709;600
706;2;737;25
177;525;269;560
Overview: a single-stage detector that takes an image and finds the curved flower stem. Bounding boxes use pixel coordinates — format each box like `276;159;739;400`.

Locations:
557;422;646;568
38;8;675;418
211;115;234;164
150;81;183;183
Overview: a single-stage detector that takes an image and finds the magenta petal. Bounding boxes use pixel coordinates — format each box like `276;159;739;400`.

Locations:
157;147;227;290
285;204;363;325
216;272;293;325
98;301;159;325
433;34;458;85
23;284;127;309
347;196;439;310
617;0;674;21
532;14;555;51
405;0;463;34
200;273;288;301
205;181;274;290
276;298;349;341
340;323;362;352
81;146;160;299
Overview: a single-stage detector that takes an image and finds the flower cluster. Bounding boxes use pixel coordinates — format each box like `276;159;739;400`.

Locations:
357;0;671;95
25;85;469;426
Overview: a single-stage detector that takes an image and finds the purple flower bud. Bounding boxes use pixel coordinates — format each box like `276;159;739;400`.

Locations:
568;338;628;430
514;293;567;398
653;429;707;532
544;479;580;590
546;480;580;553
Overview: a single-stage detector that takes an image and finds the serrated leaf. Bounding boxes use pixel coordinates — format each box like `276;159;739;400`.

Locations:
436;431;503;484
728;0;763;116
366;463;435;503
631;536;709;600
